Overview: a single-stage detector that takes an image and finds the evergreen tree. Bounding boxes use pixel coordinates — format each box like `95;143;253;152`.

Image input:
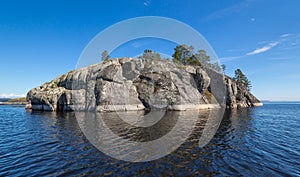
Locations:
172;44;201;66
101;50;110;61
172;44;222;72
221;64;226;74
196;49;210;67
140;49;162;60
234;69;252;91
211;62;221;72
172;44;189;64
172;45;183;64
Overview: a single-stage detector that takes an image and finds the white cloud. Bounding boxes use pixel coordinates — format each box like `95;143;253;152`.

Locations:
0;93;26;98
143;1;150;6
267;56;295;61
202;0;253;21
220;42;279;62
280;33;291;38
219;34;300;62
132;41;143;48
246;42;279;56
219;55;244;62
291;42;297;46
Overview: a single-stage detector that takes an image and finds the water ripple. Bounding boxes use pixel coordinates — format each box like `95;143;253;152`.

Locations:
0;104;300;176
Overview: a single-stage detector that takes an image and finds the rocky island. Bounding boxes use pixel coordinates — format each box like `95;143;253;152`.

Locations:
26;58;262;112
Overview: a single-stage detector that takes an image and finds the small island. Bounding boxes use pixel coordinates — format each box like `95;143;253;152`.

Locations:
26;45;262;112
0;97;28;105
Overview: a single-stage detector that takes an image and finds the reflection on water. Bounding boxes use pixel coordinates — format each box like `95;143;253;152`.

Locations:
75;109;223;162
0;105;300;176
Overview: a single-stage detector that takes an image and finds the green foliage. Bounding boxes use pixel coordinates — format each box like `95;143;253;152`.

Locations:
204;88;218;103
172;45;183;64
233;69;252;91
144;49;152;53
210;62;221;72
172;44;222;72
204;89;212;98
196;49;210;67
101;50;110;61
221;64;226;74
139;49;162;60
172;44;201;66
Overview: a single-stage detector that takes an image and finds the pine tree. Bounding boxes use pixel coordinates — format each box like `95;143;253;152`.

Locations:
141;49;162;60
234;69;252;91
172;44;201;66
196;49;210;67
172;45;183;64
172;44;223;71
221;64;226;74
101;50;110;61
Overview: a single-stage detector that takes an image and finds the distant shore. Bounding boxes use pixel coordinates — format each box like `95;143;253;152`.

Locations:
0;97;27;105
0;102;27;105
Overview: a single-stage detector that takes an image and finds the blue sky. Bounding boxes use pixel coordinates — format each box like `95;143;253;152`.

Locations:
0;0;299;101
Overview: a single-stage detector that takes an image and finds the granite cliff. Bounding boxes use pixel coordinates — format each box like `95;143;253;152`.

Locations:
26;58;262;111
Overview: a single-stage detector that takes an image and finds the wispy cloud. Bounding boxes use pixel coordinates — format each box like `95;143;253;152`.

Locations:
280;33;291;38
266;56;296;61
0;93;26;98
220;41;279;62
220;33;300;62
132;41;144;48
225;48;248;53
250;18;255;22
277;33;300;50
219;55;245;62
201;0;254;21
143;1;151;6
246;42;279;56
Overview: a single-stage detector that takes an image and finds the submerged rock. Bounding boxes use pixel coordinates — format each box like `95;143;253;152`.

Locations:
26;58;262;111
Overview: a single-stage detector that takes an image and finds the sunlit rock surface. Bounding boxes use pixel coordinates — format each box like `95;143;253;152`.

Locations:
26;58;262;111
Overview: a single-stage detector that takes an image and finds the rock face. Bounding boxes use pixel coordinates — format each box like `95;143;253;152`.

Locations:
26;58;262;112
224;76;263;108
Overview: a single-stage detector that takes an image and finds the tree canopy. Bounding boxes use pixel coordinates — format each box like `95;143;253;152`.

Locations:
221;64;226;74
139;49;162;60
172;44;221;72
101;50;110;61
234;69;252;91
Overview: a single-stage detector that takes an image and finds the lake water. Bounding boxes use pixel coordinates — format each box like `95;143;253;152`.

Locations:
0;103;299;176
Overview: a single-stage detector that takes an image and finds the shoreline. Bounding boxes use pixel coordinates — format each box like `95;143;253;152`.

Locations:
0;102;27;105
